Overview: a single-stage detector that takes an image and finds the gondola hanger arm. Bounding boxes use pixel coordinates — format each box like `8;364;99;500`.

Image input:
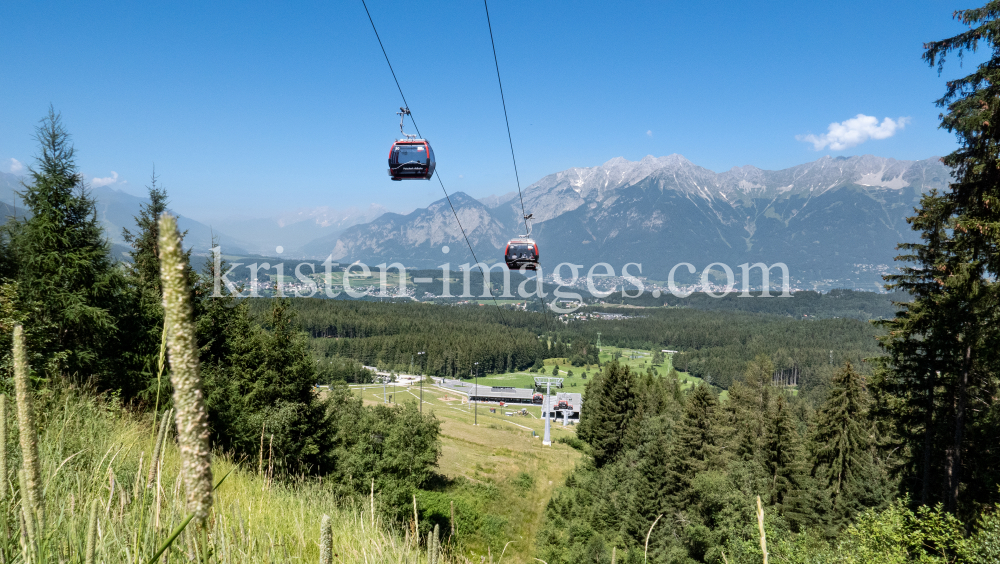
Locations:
397;107;418;140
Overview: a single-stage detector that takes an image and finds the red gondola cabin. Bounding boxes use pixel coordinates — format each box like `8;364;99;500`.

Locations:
504;239;539;271
388;139;436;180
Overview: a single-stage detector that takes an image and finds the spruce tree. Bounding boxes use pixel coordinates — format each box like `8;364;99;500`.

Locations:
639;369;670;417
196;255;335;474
726;354;774;462
122;170;170;296
875;191;968;509
624;416;674;559
118;172;196;400
903;2;1000;517
810;362;885;527
763;395;802;510
923;2;1000;277
576;361;638;467
667;384;724;507
5;108;123;381
667;367;683;403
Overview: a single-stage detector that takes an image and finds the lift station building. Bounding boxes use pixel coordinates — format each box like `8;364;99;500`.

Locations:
541;392;583;421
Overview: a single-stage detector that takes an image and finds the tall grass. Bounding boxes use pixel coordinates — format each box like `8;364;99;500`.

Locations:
0;384;461;563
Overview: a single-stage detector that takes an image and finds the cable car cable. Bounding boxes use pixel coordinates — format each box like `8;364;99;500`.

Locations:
359;0;520;348
483;0;552;334
360;0;417;135
483;0;529;236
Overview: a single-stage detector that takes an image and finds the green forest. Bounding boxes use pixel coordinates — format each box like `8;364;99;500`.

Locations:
263;297;880;401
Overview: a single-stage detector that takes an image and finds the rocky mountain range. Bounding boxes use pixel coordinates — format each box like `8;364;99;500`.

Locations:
2;154;953;290
313;154;952;290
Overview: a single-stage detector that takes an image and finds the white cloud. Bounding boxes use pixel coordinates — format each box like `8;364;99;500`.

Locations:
797;114;910;151
91;171;119;187
8;158;23;174
646;130;653;137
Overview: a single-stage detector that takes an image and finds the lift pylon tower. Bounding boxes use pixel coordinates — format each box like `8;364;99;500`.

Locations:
534;376;563;446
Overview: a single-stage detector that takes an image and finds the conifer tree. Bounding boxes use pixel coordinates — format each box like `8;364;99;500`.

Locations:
196;266;336;473
576;361;638;467
667;367;683;403
899;2;1000;517
727;355;774;462
875;191;966;508
118;172;196;400
123;170;172;296
781;460;831;535
639;369;670;417
624;416;673;558
5;108;122;380
763;395;802;510
810;362;885;527
667;384;724;506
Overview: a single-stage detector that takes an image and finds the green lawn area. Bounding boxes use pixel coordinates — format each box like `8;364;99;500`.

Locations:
474;369;593;392
472;346;725;398
595;346;727;399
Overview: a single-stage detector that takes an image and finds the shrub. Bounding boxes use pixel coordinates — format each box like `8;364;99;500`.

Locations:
556;436;588;452
513;472;535;491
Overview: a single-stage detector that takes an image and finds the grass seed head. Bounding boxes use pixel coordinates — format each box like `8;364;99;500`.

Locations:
319;514;332;564
158;214;213;524
13;324;43;530
85;499;98;564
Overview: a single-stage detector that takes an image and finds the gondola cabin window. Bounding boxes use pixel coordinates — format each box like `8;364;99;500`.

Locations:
394;144;427;164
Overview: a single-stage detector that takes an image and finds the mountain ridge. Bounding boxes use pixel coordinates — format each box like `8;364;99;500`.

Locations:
308;154;952;289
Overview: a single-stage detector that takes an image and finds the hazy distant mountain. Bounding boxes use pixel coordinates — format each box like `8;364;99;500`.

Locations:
301;193;507;262
211;204;388;257
308;154;952;289
0;170;250;256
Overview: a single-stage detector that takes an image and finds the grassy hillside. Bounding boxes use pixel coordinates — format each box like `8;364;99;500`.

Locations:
12;386;462;563
348;382;582;563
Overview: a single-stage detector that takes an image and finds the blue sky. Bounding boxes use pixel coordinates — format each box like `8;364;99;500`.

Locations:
0;0;984;221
